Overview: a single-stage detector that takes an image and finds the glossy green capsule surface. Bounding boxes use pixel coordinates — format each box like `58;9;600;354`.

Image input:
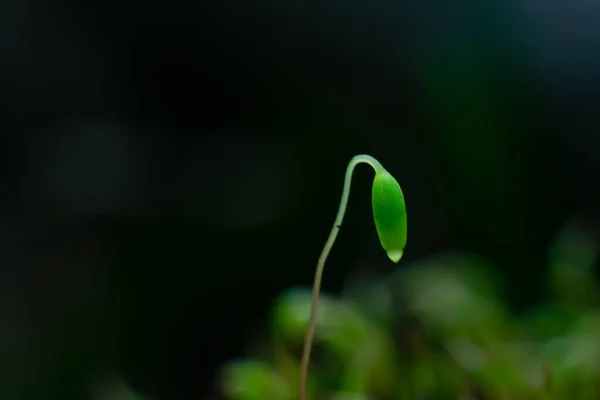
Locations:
371;168;407;263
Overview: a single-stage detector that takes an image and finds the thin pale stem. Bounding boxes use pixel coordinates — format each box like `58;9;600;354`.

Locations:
299;154;382;400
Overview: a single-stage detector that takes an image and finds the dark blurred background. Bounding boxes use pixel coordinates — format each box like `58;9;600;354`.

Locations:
1;0;599;399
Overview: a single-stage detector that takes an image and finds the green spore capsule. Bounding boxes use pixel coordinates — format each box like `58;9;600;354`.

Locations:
372;167;407;263
299;154;407;400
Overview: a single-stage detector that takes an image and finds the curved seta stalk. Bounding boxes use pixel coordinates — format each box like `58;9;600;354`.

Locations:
299;154;383;400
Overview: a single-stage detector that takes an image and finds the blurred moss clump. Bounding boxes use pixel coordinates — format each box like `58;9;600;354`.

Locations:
218;219;599;399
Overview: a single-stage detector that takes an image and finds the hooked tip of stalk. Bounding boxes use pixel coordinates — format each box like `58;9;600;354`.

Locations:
387;250;403;263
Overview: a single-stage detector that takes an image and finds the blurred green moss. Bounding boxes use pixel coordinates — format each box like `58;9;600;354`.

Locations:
218;219;600;399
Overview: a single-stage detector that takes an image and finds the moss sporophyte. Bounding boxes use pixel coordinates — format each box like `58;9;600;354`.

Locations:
299;154;407;400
